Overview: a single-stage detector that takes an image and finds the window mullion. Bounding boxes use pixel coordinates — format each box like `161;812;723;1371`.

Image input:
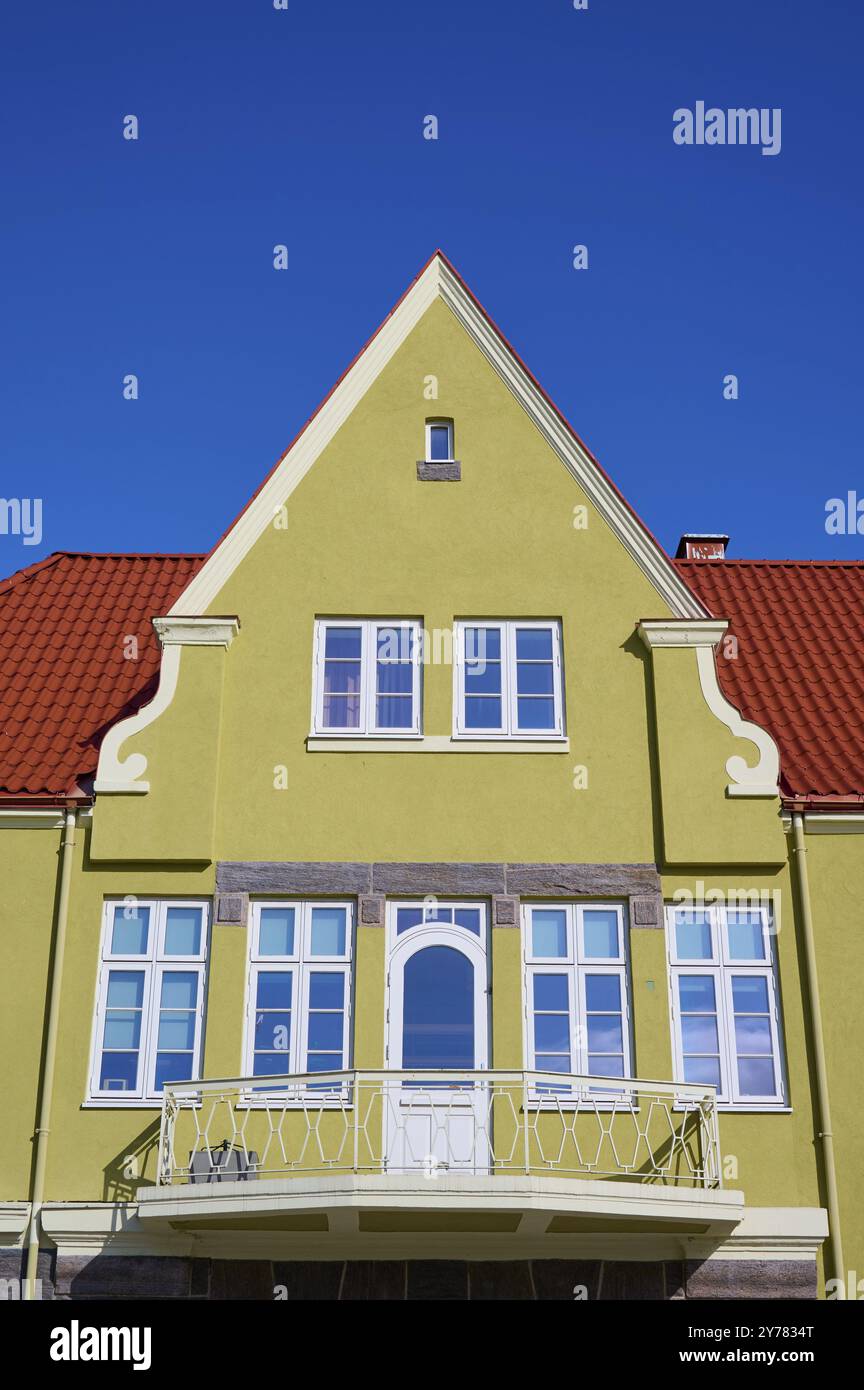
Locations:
504;623;516;736
294;962;307;1076
363;621;373;736
91;964;108;1097
142;960;160;1100
573;963;584;1074
412;621;422;734
296;901;310;1072
244;963;257;1076
719;965;738;1104
553;625;563;734
313;623;325;734
458;628;469;739
193;960;206;1080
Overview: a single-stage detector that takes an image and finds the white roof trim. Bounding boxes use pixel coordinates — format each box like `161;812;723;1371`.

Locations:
794;813;864;834
637;619;728;649
169;254;707;621
637;620;780;799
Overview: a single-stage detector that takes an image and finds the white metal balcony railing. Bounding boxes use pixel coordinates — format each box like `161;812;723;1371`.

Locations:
156;1070;722;1191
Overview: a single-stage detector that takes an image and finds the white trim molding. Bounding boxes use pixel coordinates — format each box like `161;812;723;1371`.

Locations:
306;736;570;753
0;808;93;830
94;617;240;794
638;620;780;799
152;616;239;648
0;1201;30;1245
36;1196;825;1266
636;619;728;648
167;254;708;623
782;812;864;835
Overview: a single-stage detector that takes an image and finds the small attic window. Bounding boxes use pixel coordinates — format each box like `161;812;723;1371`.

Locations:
426;419;454;462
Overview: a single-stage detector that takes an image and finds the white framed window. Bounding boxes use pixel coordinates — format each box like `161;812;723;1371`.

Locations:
88;900;209;1103
454;620;564;738
425;418;454;462
391;900;484;939
523;903;631;1080
665;904;786;1107
244;902;353;1085
312;619;422;736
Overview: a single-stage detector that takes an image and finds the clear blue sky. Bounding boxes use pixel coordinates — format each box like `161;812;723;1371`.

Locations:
2;0;862;572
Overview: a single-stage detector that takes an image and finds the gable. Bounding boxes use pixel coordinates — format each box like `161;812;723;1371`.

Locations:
169;252;705;623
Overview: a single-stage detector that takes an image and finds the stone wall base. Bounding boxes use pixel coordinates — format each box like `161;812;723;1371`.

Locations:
0;1250;818;1301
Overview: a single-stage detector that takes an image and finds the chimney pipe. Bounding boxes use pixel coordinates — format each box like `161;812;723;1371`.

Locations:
675;533;729;560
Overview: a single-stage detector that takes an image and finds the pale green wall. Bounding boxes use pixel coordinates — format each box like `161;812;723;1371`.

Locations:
0;827;60;1195
802;833;864;1290
651;648;786;866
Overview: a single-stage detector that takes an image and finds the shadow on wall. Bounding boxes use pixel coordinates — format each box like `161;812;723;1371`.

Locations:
102;1119;161;1202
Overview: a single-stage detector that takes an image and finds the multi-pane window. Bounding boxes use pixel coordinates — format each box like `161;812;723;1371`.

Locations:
89;900;209;1102
454;621;564;738
425;419;454;461
312;619;422;735
666;904;785;1105
394;902;483;936
245;902;353;1083
523;904;630;1079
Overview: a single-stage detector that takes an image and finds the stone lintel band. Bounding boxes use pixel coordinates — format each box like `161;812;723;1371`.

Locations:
215;863;663;929
416;459;461;481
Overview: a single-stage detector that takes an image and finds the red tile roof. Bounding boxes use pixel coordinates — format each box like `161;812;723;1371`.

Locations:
0;552;203;801
676;559;864;806
2;551;862;808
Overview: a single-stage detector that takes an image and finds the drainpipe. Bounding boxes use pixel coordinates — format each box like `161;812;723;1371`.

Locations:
791;810;845;1297
23;805;77;1301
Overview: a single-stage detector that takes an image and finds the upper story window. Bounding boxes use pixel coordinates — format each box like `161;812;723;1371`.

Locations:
312;619;422;736
523;903;631;1079
454;620;564;738
88;900;209;1103
245;901;353;1082
425;418;454;462
665;905;786;1107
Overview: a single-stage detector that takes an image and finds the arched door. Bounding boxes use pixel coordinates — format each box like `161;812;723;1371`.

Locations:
385;906;490;1173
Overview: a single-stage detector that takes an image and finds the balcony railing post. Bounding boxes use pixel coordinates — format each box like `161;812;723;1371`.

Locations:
709;1094;722;1189
352;1072;359;1175
157;1085;173;1187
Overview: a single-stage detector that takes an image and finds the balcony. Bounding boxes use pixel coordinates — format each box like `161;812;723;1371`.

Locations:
136;1071;743;1257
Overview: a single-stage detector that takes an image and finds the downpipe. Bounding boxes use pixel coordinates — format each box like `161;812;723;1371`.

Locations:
23;805;77;1300
791;810;845;1297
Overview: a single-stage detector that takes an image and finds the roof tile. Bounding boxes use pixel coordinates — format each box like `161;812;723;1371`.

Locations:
0;552;203;798
675;559;864;803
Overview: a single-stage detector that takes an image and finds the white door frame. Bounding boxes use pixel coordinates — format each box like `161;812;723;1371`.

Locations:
384;903;490;1173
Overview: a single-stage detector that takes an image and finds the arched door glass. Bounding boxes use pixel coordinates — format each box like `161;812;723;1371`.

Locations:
402;945;474;1069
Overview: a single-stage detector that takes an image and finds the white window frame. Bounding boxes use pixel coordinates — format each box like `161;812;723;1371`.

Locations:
453;620;564;740
385;900;490;1069
425;418;454;462
311;618;422;737
665;904;786;1109
522;903;632;1089
87;899;209;1106
243;901;354;1094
